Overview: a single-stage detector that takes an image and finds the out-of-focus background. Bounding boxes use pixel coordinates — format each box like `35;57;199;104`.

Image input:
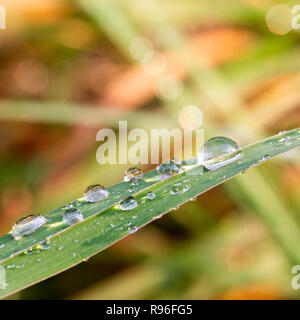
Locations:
0;0;300;299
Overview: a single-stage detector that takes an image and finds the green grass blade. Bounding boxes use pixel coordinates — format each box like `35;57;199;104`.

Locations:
0;129;299;298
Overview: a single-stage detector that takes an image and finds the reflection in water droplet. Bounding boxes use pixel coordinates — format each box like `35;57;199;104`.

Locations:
279;136;291;146
84;184;109;202
63;208;83;226
129;226;138;234
38;240;51;250
11;214;47;240
147;191;156;200
197;137;241;171
157;158;182;180
119;196;138;211
170;186;180;195
124;167;143;182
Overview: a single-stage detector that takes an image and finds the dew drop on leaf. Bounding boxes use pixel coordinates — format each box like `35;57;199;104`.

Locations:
63;208;83;226
84;184;110;202
197;136;241;171
11;214;47;240
119;196;138;211
157;158;183;180
147;191;156;200
124;167;143;182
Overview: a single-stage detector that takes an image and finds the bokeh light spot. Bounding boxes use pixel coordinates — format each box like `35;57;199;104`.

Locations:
178;105;203;130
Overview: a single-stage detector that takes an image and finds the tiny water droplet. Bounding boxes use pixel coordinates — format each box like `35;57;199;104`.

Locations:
124;167;143;182
129;178;139;186
63;208;83;226
84;184;109;202
262;154;271;161
147;191;156;200
6;264;15;269
129;226;138;234
119;196;138;211
38;240;51;250
58;246;64;250
0;244;4;249
170;186;180;195
157;158;182;180
279;130;287;135
11;214;47;240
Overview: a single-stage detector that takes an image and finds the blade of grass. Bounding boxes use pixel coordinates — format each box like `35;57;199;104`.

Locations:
0;129;299;298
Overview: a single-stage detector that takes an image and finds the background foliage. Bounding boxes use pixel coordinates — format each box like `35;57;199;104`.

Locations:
0;0;300;299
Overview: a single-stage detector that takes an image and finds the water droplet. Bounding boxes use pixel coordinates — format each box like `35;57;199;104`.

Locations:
63;208;83;226
124;167;143;182
262;154;271;161
279;130;287;135
0;244;4;249
58;246;64;250
38;239;51;250
11;214;47;240
119;196;138;211
197;137;241;171
16;264;24;269
147;191;156;200
170;186;180;195
129;226;138;234
24;247;40;255
6;264;15;269
279;136;291;145
84;184;109;202
157;158;182;180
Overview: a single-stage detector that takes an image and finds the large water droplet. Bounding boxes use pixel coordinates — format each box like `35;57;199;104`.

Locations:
84;184;109;202
157;158;183;180
119;196;138;211
197;137;240;171
124;167;143;182
11;215;47;240
63;208;83;226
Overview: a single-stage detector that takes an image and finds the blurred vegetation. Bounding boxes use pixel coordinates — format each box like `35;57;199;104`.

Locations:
0;0;300;299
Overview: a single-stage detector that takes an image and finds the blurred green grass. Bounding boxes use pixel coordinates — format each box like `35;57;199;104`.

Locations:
1;0;300;299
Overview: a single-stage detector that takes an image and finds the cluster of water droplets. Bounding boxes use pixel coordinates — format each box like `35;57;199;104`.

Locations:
7;130;292;270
